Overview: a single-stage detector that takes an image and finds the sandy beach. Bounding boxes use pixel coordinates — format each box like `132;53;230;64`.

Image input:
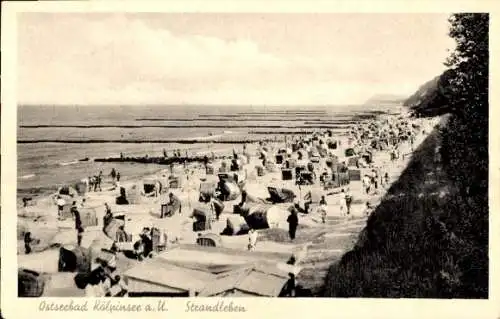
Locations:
17;109;440;297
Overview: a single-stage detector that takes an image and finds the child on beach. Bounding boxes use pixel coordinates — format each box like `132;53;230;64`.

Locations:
56;195;66;219
345;189;353;217
339;190;347;218
319;195;328;224
248;228;258;251
371;169;378;190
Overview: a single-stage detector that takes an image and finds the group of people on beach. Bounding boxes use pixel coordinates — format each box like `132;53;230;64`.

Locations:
82;168;121;193
51;195;85;246
361;167;390;195
76;254;128;297
163;148;189;159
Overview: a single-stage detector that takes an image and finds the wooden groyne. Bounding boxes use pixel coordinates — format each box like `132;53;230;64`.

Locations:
19;124;349;129
17;137;284;144
93;154;229;165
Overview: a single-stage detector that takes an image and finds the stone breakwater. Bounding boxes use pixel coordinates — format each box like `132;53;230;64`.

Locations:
93;155;226;165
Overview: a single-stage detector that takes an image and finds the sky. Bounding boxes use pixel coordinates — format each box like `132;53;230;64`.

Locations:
17;13;455;106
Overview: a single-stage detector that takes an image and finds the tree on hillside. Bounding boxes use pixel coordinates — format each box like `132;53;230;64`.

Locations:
440;13;488;223
439;13;489;297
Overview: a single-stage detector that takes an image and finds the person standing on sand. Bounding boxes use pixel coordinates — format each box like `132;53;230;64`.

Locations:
203;155;209;172
319;195;328;224
339;189;347;218
95;171;103;192
248;228;258;251
410;133;415;152
71;201;78;215
379;168;386;188
287;210;299;241
56;195;66;219
345;189;353;216
88;176;94;192
110;168;117;183
99;171;103;190
371;169;378;190
362;175;371;194
72;205;84;246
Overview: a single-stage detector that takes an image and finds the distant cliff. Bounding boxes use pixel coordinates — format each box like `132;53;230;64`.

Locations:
364;94;406;106
403;69;455;116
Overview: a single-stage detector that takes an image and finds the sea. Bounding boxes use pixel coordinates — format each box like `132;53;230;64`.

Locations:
16;104;402;200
